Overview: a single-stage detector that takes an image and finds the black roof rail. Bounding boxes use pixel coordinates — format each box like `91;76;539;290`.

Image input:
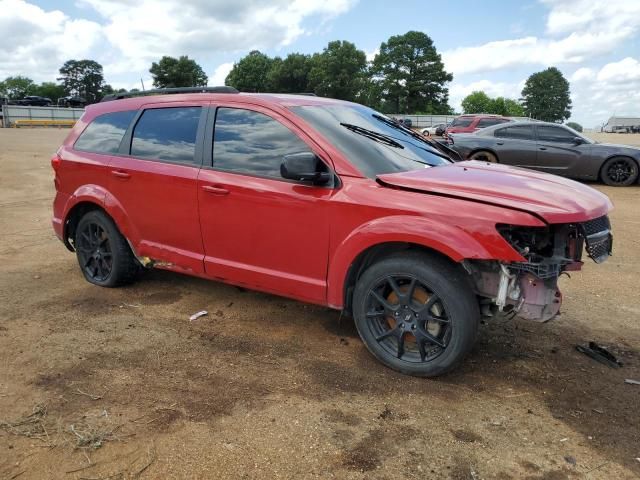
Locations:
101;86;239;102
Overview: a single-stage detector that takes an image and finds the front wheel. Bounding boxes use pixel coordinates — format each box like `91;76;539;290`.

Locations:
600;156;638;186
352;252;479;377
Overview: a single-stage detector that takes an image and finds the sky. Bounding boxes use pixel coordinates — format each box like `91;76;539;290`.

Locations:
1;0;639;128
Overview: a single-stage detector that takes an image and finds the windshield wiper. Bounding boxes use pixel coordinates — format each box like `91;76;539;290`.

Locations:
371;113;461;161
340;122;404;149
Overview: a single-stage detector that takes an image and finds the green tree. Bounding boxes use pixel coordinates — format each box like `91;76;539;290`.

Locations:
521;67;571;122
149;55;208;88
225;51;275;92
32;82;66;103
566;121;583;132
0;76;36;99
58;60;107;104
268;53;311;93
502;98;525;116
461;91;492;114
308;40;369;101
371;31;452;114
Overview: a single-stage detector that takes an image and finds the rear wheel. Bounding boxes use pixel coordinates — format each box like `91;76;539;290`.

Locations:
74;210;138;287
601;156;638;186
469;150;498;163
352;252;479;377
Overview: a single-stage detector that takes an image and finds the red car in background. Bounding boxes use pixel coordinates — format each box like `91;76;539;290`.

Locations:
51;88;612;377
447;114;512;134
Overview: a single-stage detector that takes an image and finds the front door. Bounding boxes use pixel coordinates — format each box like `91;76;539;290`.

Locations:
535;124;591;177
108;103;206;274
197;105;334;304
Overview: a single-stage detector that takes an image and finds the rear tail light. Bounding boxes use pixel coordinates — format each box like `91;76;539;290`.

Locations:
51;153;61;171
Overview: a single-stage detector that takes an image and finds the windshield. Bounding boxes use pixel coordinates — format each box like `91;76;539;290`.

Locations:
290;104;451;178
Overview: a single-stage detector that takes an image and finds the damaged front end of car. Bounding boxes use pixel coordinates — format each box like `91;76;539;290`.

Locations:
465;216;612;322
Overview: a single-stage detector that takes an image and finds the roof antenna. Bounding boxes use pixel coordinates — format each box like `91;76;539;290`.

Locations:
141;78;146;91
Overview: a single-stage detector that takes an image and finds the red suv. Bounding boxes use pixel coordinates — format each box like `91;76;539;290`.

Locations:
52;87;613;377
447;114;512;134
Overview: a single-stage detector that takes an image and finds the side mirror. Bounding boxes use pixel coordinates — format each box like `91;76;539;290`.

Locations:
281;152;331;185
573;136;584;145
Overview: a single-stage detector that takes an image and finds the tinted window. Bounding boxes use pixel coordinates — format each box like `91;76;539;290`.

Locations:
537;125;576;143
451;117;473;127
494;125;535;140
131;107;201;164
213;108;312;178
477;118;508;128
74;110;136;154
291;105;450;178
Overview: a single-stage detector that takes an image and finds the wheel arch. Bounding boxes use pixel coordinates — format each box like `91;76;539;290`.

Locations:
63;201;105;250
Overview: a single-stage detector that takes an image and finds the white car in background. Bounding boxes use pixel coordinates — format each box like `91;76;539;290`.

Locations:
420;123;447;136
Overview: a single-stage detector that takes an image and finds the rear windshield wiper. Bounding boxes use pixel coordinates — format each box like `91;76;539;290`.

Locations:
340;123;404;149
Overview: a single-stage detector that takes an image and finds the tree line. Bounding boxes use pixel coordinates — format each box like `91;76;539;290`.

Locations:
0;30;573;122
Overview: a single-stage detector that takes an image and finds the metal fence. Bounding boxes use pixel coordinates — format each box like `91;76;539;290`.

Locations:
1;105;84;127
389;114;458;128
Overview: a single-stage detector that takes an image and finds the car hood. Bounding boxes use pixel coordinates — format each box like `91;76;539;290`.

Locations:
377;161;612;224
593;143;640;154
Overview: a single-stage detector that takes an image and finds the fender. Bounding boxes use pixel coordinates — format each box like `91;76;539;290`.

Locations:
325;215;526;308
62;185;142;252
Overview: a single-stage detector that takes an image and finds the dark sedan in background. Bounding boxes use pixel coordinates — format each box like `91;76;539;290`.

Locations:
448;121;640;186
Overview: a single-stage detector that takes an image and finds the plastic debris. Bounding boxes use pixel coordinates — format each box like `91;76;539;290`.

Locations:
575;342;622;368
189;310;208;321
624;379;640;385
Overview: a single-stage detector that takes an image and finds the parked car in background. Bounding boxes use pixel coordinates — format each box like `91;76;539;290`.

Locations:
420;123;447;136
447;114;511;134
15;96;53;106
448;121;640;186
58;96;87;108
52;87;613;377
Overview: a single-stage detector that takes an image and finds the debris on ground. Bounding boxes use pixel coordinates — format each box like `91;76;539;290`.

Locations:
189;310;208;321
575;342;622;368
564;455;577;465
0;404;52;445
624;379;640;385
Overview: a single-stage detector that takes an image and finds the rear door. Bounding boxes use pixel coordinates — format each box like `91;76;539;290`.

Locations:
492;124;537;167
535;125;592;176
107;102;206;274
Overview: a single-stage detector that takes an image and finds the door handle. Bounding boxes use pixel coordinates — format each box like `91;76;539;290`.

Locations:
539;147;547;150
202;185;229;195
111;170;131;179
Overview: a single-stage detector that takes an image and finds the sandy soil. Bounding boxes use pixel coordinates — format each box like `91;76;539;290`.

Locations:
0;128;639;480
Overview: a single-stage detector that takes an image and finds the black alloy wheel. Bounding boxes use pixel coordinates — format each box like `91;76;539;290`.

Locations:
76;221;113;283
601;156;638;186
74;210;139;287
352;253;479;377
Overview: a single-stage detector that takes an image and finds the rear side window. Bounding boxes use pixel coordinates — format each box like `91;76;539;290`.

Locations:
74;110;136;154
494;125;535;140
451;117;473;127
131;107;201;164
537;125;575;143
213;108;311;178
477;118;508;128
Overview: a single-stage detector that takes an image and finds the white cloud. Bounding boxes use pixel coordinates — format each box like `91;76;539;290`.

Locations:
365;48;379;62
80;0;357;75
209;62;234;86
442;0;640;76
0;0;103;81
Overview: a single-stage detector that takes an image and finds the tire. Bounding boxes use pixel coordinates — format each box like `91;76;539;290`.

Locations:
469;150;498;163
352;252;479;377
600;156;639;186
74;210;138;287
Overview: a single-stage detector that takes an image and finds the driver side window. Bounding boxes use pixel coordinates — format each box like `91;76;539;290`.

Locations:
212;107;312;179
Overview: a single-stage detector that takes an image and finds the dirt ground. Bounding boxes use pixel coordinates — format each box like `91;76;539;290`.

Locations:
0;128;639;480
